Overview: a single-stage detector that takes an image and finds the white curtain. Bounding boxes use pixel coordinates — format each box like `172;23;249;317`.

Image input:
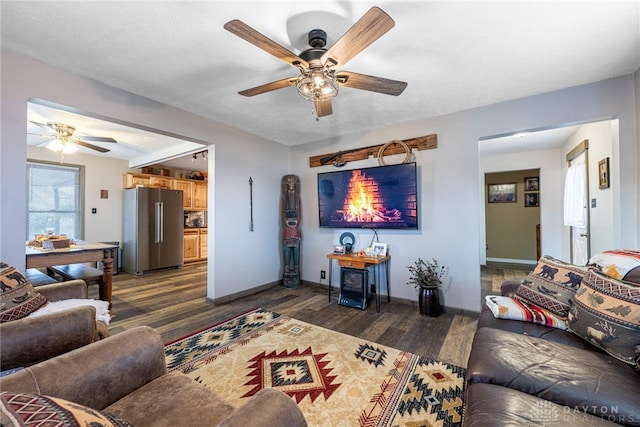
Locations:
563;159;586;227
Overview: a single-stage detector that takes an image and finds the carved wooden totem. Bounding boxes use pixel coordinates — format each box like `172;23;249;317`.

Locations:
281;175;301;288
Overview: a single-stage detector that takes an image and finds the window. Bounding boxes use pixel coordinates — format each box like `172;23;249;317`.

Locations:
27;161;83;240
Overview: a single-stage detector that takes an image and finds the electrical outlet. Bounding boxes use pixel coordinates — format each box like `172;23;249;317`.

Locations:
320;270;326;280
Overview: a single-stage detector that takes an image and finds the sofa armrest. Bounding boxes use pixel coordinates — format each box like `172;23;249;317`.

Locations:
0;306;98;370
218;388;307;427
0;326;167;410
37;280;88;301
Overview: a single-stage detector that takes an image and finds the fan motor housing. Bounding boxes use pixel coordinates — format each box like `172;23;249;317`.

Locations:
308;29;327;48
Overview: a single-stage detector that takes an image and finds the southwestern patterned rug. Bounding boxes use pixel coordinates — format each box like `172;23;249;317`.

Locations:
165;308;466;427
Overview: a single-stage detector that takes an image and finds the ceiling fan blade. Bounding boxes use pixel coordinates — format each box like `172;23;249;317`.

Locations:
314;99;333;117
28;132;56;137
238;77;298;97
224;20;308;69
79;136;117;143
321;6;395;69
336;71;407;96
36;138;55;148
29;120;51;129
73;140;110;153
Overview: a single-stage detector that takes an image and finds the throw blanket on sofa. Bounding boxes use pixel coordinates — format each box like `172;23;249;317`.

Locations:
27;299;110;324
485;295;568;330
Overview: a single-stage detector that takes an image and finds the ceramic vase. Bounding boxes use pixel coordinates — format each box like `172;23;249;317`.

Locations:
418;287;441;317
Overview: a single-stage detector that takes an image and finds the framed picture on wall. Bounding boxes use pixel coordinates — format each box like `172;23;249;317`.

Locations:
524;177;539;191
598;157;610;189
524;193;539;207
488;183;517;203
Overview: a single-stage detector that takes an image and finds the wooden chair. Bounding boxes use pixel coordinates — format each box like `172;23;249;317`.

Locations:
25;268;58;286
47;264;108;306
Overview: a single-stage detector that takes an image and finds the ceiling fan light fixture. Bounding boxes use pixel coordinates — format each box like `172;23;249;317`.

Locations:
296;69;338;101
46;138;78;154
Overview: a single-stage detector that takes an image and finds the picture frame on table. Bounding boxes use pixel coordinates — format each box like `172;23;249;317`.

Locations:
371;243;388;257
488;183;517;203
598;157;610;189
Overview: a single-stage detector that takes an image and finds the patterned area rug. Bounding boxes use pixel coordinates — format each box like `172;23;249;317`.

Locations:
165;308;466;427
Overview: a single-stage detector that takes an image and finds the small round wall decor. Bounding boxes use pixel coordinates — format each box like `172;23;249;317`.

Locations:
339;232;355;252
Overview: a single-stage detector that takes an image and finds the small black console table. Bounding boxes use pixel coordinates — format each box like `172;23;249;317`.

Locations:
325;253;390;312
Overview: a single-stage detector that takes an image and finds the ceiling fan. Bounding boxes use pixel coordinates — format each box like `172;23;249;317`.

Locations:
29;121;117;153
224;6;407;118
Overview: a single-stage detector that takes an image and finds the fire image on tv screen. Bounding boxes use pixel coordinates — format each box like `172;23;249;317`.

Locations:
317;162;418;229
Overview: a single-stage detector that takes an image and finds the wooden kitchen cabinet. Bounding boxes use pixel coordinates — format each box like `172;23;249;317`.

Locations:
193;181;207;210
199;228;208;259
172;179;193;209
123;173;150;188
183;229;200;263
124;173;206;210
149;176;172;188
123;173;171;189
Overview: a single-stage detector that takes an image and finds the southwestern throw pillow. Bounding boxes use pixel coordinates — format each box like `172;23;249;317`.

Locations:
0;262;47;323
0;392;132;427
515;255;587;318
485;295;568;330
567;269;640;365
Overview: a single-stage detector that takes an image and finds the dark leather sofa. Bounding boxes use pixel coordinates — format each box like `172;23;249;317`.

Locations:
463;281;640;427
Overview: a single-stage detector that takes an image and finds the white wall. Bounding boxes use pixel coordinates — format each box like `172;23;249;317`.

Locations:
291;75;638;313
1;49;290;301
561;120;616;256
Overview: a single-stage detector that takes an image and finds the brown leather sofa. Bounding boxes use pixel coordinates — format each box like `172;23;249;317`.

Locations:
463;281;640;427
0;326;307;427
0;279;108;371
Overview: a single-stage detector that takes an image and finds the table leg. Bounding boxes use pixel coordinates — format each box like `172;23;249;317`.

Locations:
375;264;381;312
327;259;333;302
385;260;391;303
101;248;114;310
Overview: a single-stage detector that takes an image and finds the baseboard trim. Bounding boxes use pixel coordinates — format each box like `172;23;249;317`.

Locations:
486;257;537;265
208;280;481;317
210;281;280;305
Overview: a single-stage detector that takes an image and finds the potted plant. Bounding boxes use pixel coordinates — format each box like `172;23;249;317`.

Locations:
407;258;446;317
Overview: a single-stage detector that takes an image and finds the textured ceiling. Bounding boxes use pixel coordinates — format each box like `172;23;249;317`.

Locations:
3;1;639;159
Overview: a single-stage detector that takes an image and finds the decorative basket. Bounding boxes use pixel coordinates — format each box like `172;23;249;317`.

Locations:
42;239;70;249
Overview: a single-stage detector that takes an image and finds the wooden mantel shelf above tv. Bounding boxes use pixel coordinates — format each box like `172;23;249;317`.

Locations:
308;134;437;168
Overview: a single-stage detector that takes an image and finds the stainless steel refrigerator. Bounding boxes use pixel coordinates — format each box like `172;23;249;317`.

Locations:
122;187;184;275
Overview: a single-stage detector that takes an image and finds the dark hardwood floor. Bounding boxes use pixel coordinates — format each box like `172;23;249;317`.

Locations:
480;261;530;302
92;262;527;368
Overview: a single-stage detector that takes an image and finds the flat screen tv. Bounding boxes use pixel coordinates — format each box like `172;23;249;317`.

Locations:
317;162;418;229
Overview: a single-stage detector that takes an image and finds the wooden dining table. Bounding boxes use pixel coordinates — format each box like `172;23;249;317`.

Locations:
26;242;118;307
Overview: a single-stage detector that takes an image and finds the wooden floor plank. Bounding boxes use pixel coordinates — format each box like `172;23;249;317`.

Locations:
437;315;479;367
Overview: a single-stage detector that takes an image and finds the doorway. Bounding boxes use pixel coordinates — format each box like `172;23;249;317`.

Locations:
478;119;618;307
564;141;590;265
484;169;541;264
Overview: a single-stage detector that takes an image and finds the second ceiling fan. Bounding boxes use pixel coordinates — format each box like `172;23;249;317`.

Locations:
29;121;117;153
224;6;407;118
